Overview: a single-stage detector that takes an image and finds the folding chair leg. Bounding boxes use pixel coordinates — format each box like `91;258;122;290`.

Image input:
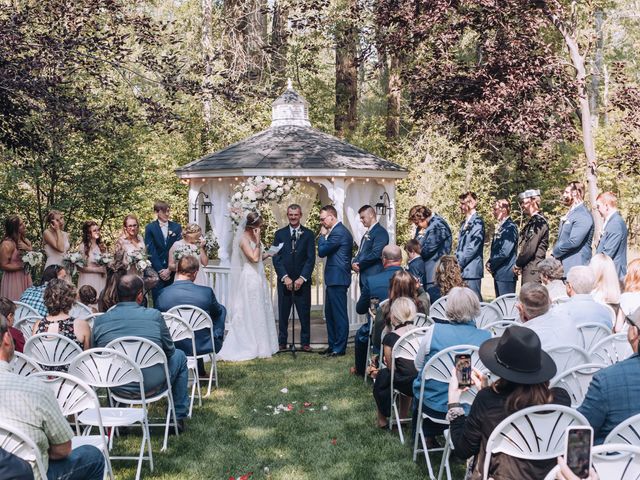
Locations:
364;333;372;385
438;430;453;480
205;354;214;397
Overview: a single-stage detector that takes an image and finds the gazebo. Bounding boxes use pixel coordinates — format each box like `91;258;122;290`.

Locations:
175;82;407;329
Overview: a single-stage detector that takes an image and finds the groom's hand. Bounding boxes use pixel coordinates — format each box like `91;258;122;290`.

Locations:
293;278;304;290
283;276;294;290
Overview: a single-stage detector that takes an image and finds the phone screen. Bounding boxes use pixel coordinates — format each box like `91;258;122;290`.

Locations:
566;427;592;479
454;353;472;388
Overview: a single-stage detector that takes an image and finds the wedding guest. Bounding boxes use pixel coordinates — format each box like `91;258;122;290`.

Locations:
98;251;129;312
486;199;518;297
78;285;99;314
19;264;67;317
370;297;419;428
620;259;640;318
405;239;427;288
595;191;628;280
42;210;70;269
0;215;33;301
272;204;316;351
32;279;92;355
76;221;107;296
352;205;389;288
537;258;568;304
555;266;614;329
317;205;353;357
456;192;485;300
115;214;146;275
168;223;208;287
514;189;549;284
145;201;182;304
552;181;594;272
426;255;465;303
590;253;621;320
447;326;570;479
0;297;24;353
409;205;452;289
413;287;490;446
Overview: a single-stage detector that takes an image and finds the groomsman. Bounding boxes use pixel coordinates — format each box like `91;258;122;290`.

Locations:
351;205;389;289
514;189;549;284
317;205;353;357
145;200;182;304
405;239;427;287
552;181;594;272
272;204;316;352
486;199;518;297
455;192;485;300
409;205;452;289
595;192;628;280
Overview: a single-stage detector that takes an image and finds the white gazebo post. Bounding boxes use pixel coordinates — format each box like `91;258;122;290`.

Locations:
383;180;397;244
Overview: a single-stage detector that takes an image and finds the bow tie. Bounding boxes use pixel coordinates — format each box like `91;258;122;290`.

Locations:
159;222;168;228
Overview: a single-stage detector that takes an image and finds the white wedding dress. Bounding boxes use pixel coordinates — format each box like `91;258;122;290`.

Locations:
217;233;279;361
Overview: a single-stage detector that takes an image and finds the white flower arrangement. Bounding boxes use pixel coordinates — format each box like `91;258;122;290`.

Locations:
94;252;114;267
127;249;151;274
63;252;85;276
173;243;199;261
21;251;44;274
203;231;218;257
228;176;296;225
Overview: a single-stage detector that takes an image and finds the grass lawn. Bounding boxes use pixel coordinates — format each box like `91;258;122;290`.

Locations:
111;348;467;479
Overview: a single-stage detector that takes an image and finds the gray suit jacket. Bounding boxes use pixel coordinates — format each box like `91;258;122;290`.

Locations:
595;210;628;279
552;203;594;273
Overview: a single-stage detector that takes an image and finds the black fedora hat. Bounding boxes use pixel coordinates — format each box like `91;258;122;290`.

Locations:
479;325;556;384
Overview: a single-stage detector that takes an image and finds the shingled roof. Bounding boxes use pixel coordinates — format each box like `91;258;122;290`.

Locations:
176;83;406;178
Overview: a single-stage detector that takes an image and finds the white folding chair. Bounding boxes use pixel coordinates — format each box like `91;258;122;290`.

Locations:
80;312;103;329
9;351;43;376
604;412;640;445
543;444;640;480
546;345;591;374
13;301;42;323
413;344;485;480
430;296;448;321
549;363;607;408
576;322;612;351
363;299;389;386
69;301;93;319
163;312;200;417
167;305;218;395
475;303;503;329
490;293;519;321
589;333;634;365
0;422;47;480
414;313;433;328
13;314;42;341
481;320;518;337
106;336;179;452
388;326;431;444
32;371;114;480
24;332;82;370
69;348;153;480
483;405;588;480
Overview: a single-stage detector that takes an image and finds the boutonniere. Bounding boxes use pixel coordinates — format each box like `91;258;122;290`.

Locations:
168;230;177;238
363;233;371;241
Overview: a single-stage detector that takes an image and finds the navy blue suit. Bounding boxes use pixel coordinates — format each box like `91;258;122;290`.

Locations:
145;219;182;303
318;222;353;354
356;265;403;315
353;222;389;288
596;210;628;280
155;279;226;354
407;256;427;288
456;212;485;300
416;214;452;287
488;217;518;297
272;224;316;346
552;203;594;273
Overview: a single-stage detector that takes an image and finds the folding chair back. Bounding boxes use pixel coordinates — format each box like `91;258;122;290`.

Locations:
430;296;448;321
577;322;611;351
167;305;213;334
549;363;607;408
589;333;634;365
483;405;588;480
13;301;41;324
79;312;102;329
0;423;47;479
604;413;640;445
10;351;43;377
69;302;92;319
490;293;519;321
414;313;433;328
24;332;82;369
482;320;519;337
13;314;41;341
162;313;195;344
69;348;146;393
546;344;591;374
592;444;640;480
475;303;503;329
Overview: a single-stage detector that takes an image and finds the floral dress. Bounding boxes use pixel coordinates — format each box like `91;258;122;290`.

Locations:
36;317;82;372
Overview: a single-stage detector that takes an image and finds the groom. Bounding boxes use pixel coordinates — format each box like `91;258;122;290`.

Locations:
317;205;353;357
272;204;316;352
145;200;182;304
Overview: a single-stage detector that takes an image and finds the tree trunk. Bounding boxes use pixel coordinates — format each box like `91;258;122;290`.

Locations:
334;0;358;137
271;0;288;92
589;9;604;132
386;53;401;139
245;0;267;82
202;0;214;153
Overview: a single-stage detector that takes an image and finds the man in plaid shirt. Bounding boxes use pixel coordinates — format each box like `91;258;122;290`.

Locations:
18;265;67;317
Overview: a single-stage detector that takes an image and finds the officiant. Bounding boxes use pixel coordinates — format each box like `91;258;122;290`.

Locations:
272;204;316;352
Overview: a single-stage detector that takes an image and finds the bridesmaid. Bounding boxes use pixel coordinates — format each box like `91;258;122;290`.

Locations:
168;223;209;286
43;210;70;268
0;215;33;300
76;221;107;296
114;214;146;275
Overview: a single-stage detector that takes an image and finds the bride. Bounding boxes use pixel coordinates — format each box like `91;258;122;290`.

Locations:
217;210;279;361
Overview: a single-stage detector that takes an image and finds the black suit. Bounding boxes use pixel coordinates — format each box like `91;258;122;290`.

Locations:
272;224;316;346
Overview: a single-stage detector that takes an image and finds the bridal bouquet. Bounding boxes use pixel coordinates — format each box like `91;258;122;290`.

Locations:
94;252;114;267
203;231;218;257
63;252;85;276
22;251;44;274
173;243;199;261
229;176;295;225
127;249;151;274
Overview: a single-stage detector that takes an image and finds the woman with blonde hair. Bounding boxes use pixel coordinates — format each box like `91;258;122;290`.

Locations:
590;253;621;308
168;223;209;286
620;258;640;327
42;210;70;268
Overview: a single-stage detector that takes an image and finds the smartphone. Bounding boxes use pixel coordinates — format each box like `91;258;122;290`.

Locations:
565;426;593;479
454;353;472;388
369;297;380;311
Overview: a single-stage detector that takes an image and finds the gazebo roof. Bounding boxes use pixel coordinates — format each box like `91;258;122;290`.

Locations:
176;83;407;179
